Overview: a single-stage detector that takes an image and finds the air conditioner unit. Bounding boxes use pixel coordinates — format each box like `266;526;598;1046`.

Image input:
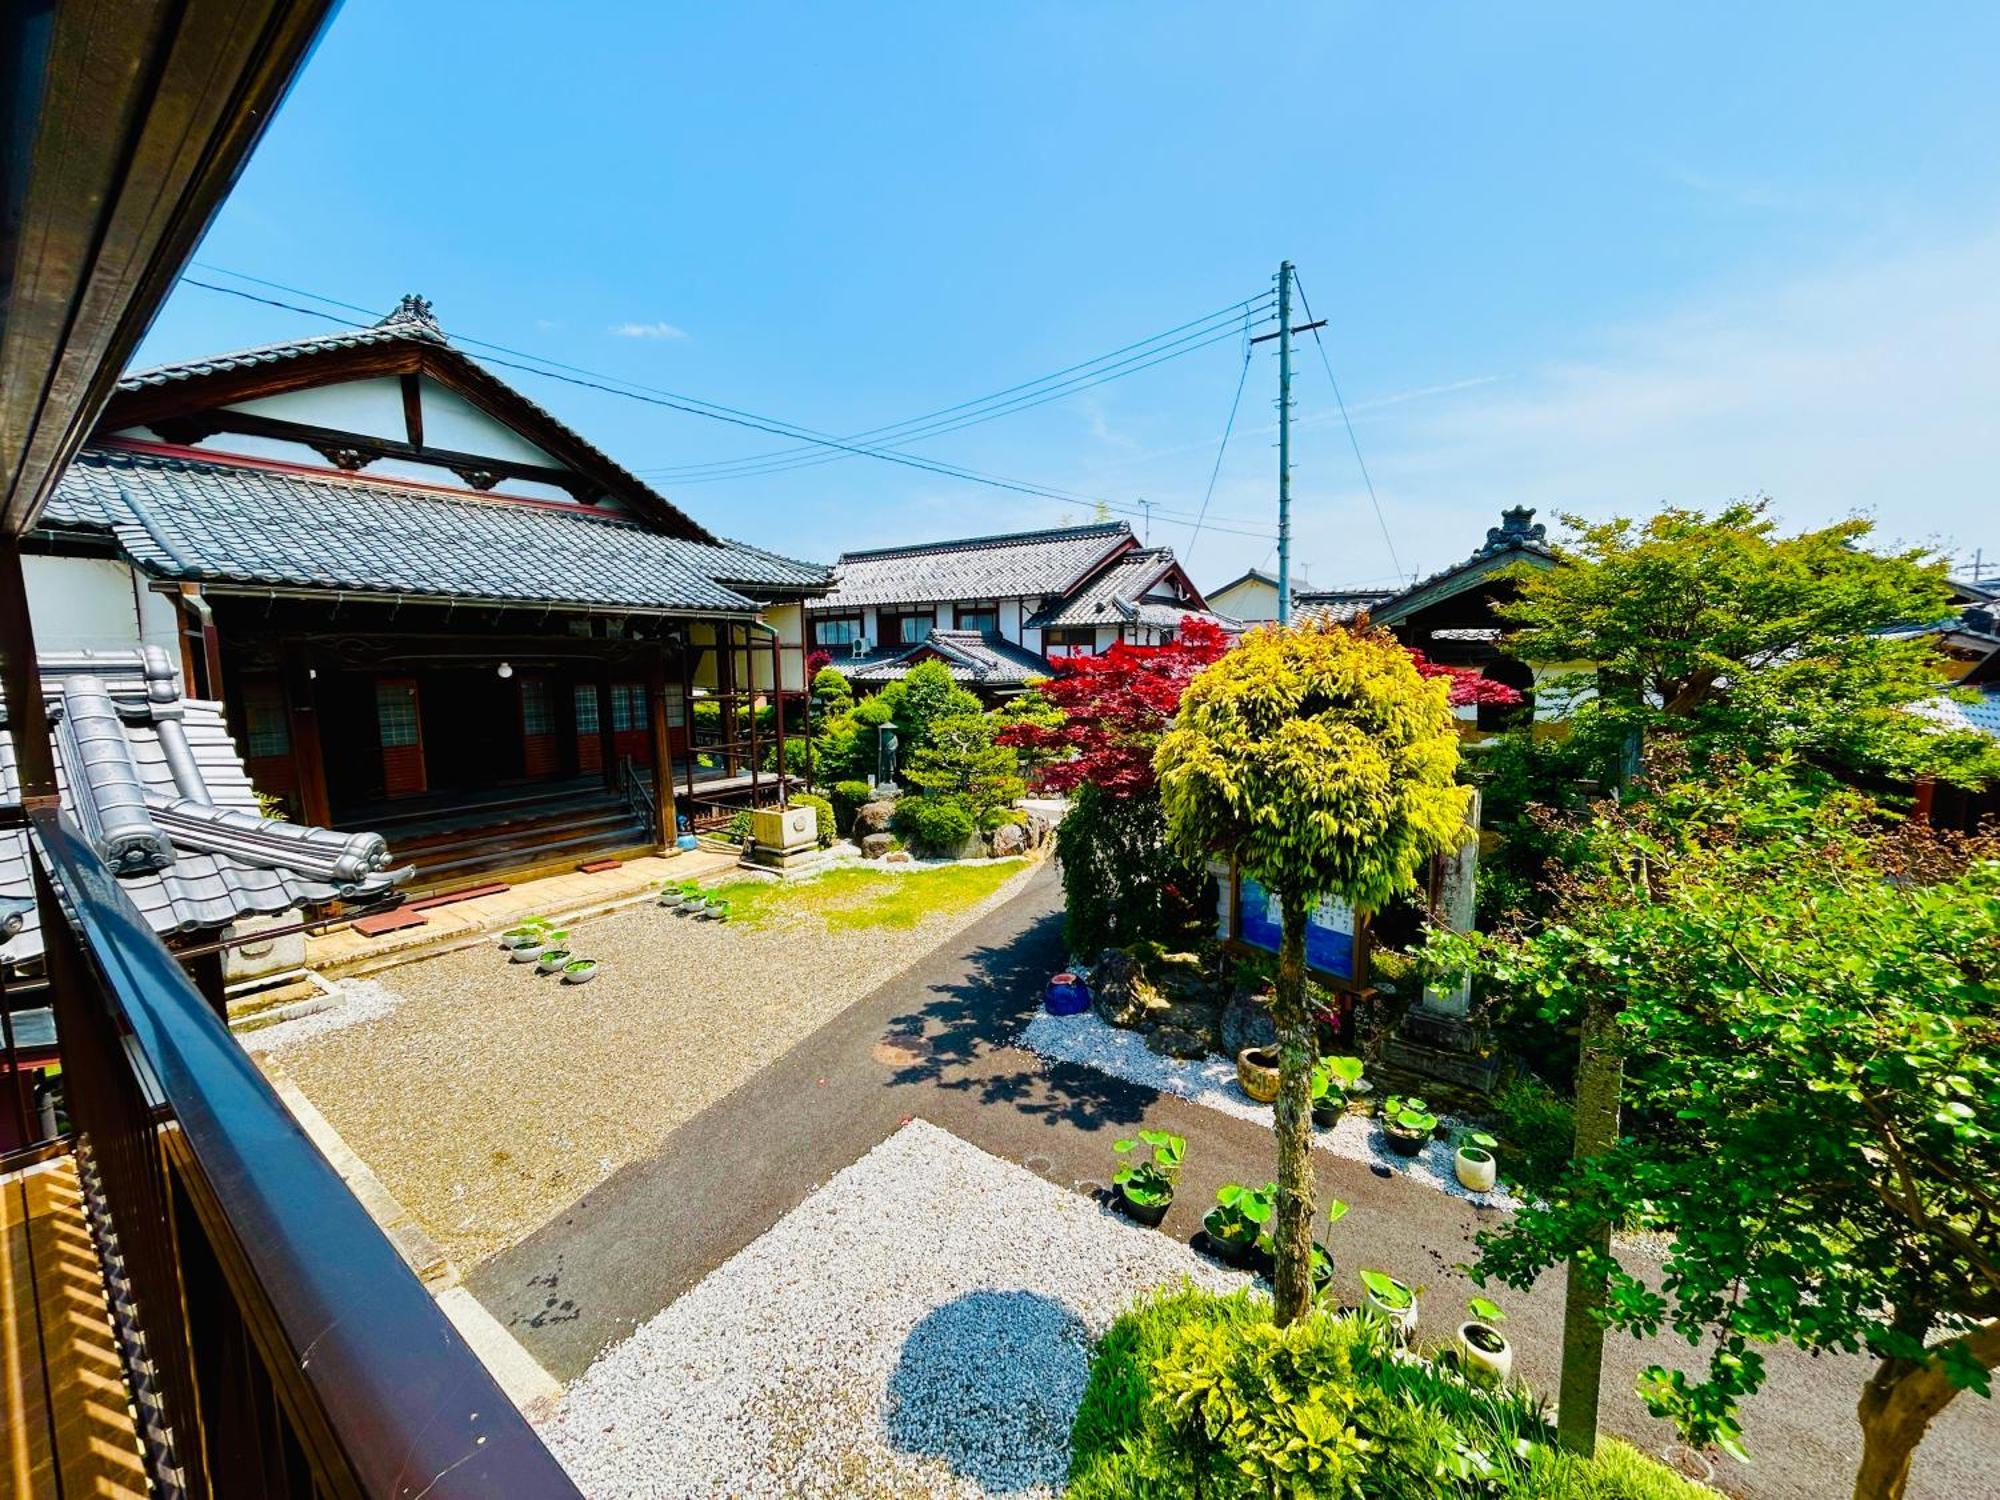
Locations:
850;637;871;658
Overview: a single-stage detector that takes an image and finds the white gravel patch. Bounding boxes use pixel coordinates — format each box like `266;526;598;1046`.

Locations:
1019;1011;1518;1211
243;977;406;1052
537;1118;1246;1498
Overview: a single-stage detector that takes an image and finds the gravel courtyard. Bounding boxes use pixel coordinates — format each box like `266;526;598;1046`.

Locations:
537;1119;1246;1499
269;861;1037;1266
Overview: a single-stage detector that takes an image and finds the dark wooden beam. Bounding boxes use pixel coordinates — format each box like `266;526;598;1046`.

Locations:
647;655;676;848
399;373;423;449
282;640;331;828
0;0;342;536
147;407;602;501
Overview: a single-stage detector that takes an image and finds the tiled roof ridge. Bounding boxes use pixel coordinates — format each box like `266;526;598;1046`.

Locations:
80;440;664;533
117;312;442;390
838;519;1129;563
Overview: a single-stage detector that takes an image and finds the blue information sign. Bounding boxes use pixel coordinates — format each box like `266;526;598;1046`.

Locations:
1236;875;1357;981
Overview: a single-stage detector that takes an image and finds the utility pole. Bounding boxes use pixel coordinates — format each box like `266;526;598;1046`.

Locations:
1251;261;1321;626
1136;497;1154;544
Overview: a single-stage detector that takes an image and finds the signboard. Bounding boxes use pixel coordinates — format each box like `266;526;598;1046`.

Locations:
1234;875;1359;983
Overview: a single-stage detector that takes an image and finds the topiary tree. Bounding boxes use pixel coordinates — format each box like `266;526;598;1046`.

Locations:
892;660;983;755
902;711;1025;829
1156;624;1469;1323
811;664;855;714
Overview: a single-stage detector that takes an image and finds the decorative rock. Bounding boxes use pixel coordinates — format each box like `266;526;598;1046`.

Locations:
1022;812;1053;849
953;833;988;862
853;799;897;837
883;849;914;864
861;833;896;859
1220;990;1278;1057
1146;1025;1210;1060
1092;948;1167;1030
1151;1000;1221;1053
989;822;1027;857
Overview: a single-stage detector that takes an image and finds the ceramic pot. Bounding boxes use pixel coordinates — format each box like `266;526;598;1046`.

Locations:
1457;1322;1512;1385
1236;1046;1281;1104
1363;1283;1418;1341
657;890;684;908
1454;1146;1498;1193
510;944;545;964
536;950;570;975
1198;1216;1262;1270
1044;973;1091;1016
1311;1100;1341;1129
1382;1120;1428;1158
562;962;599;985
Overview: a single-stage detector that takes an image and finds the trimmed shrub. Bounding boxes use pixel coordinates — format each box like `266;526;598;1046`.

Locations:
901;711;1024;830
724;807;753;846
892;795;977;855
830;779;873;837
787;792;836;848
1071;1286;1717;1500
1056;781;1211;956
811;665;854;713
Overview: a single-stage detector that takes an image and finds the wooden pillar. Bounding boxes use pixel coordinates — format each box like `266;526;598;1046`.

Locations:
180;582;225;701
282;642;332;828
646;655;676;847
0;536;56;804
596;671;616;788
770;628;787;800
185;947;229;1022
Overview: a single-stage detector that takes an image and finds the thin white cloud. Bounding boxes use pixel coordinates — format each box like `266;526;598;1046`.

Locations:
610;320;689;340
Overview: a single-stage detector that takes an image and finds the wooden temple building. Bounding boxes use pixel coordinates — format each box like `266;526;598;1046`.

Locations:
23;296;832;888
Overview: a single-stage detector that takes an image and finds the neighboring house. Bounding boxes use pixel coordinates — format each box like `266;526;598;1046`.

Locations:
810;521;1233;697
1204;567;1394;630
24;295;832;885
1909;589;2000;832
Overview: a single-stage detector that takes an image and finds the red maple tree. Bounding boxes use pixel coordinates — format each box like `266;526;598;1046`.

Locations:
998;619;1523;796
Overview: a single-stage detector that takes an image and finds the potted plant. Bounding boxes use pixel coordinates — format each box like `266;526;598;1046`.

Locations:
536;947;571;975
1235;1045;1281;1104
562;958;599;985
1200;1181;1275;1268
1310;1055;1366;1128
704;898;732;923
657;882;685;908
1110;1128;1185;1228
1454;1129;1500;1192
509;928;552;962
1379;1095;1438;1157
500;920;547;951
1359;1268;1420;1341
1457;1294;1512;1385
681;889;708;915
1278;1198;1348;1297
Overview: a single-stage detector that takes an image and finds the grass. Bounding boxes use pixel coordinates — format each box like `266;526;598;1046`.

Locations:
694;860;1022;933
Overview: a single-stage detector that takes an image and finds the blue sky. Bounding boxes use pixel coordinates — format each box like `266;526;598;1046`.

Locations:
136;2;2000;589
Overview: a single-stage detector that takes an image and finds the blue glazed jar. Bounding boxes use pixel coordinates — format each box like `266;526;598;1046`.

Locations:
1044;972;1091;1016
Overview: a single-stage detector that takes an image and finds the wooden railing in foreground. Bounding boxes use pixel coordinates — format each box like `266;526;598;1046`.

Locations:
26;805;581;1500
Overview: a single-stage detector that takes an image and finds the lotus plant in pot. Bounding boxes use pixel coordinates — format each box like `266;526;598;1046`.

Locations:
500;918;548;952
1457;1294;1512;1385
1110;1128;1185;1228
511;924;562;962
535;945;572;976
656;882;686;909
705;898;732;923
1454;1129;1500;1193
1310;1054;1366;1128
680;888;708;915
562;957;599;985
1359;1267;1420;1341
1200;1181;1275;1269
1379;1095;1437;1157
1281;1196;1349;1298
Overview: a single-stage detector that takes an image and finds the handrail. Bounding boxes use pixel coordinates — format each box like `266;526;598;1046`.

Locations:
29;805;581;1498
619;753;657;830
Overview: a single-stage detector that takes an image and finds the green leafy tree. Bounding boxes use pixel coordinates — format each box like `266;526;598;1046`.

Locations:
1430;767;2000;1498
1501;501;1994;788
891;660;983;755
811;664;855;715
901;711;1026;829
1156;625;1468;1323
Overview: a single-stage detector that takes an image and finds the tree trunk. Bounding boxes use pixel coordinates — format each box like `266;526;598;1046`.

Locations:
1269;885;1316;1326
1557;988;1623;1456
1852;1321;2000;1500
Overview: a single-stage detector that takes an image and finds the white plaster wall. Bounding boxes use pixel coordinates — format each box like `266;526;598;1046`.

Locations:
751;603;807;692
1210;577;1280;623
23;556;181;678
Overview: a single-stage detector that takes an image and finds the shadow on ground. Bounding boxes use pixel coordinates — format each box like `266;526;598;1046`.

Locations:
877;902;1152;1135
885;1289;1091;1492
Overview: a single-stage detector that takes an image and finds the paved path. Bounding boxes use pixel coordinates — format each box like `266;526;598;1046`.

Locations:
471;864;1994;1500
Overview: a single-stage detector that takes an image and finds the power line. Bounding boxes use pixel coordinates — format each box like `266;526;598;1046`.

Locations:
644;294;1274;477
1187;311;1256;556
170;274;1278;540
1291;271;1405;582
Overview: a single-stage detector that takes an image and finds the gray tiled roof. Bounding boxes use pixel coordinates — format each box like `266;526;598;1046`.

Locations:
1027;548;1174;627
1293;589;1395;627
1372;506;1557;627
42;446;829;613
1911;684;2000;742
842;630;1051;687
114;295;716;541
1;649;407;966
817;522;1132;609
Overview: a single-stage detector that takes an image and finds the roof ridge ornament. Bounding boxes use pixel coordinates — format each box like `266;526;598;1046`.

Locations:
377;293;441;333
1481;505;1545;553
